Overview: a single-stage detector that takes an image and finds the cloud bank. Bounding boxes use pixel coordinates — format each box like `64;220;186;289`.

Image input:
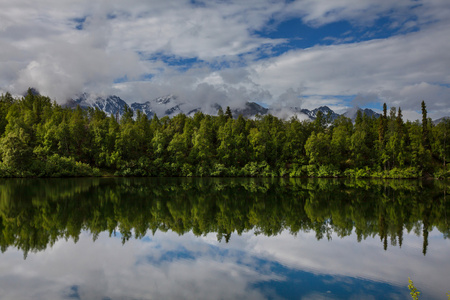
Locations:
1;0;449;119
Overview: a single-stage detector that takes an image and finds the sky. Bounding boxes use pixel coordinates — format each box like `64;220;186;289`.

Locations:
1;0;450;120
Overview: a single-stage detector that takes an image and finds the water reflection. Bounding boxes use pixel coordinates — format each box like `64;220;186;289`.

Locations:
0;178;448;299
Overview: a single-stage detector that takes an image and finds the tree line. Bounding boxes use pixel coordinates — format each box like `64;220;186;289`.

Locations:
0;89;449;178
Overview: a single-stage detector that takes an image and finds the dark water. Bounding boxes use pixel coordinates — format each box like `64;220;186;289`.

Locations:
0;177;448;300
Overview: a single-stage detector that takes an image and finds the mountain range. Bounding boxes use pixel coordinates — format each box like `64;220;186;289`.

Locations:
66;93;381;122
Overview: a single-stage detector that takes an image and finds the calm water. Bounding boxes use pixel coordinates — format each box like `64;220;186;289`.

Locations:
0;177;448;300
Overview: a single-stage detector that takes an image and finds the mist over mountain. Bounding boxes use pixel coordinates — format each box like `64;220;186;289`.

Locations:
14;88;446;123
433;116;450;125
231;102;269;118
129;95;183;119
65;93;385;122
343;107;381;121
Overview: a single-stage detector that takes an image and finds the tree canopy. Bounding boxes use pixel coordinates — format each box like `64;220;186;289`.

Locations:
0;91;449;178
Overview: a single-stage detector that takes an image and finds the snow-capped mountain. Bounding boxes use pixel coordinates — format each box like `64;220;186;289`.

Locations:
299;106;340;121
130;101;154;118
154;94;175;105
66;93;381;123
131;94;187;117
68;93;130;118
130;95;182;118
68;94;185;119
233;104;380;122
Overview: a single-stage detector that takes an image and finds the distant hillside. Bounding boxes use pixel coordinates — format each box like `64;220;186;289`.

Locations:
343;107;381;121
65;93;380;122
433;116;450;124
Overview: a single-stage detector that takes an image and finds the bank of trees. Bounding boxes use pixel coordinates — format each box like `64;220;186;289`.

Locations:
0;89;449;178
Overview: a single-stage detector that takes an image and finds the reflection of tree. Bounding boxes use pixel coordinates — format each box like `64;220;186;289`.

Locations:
0;178;448;258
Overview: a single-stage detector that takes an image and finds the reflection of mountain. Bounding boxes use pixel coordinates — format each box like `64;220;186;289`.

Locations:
0;178;447;258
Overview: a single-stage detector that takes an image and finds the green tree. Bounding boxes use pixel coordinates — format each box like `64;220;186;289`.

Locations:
225;106;233;119
313;110;327;133
421;101;430;150
432;118;450;168
0;128;34;172
192;116;216;174
282;117;310;165
0;92;15;136
330;116;353;168
350;112;376;168
68;106;91;162
407;121;431;171
217;118;234;166
305;131;331;166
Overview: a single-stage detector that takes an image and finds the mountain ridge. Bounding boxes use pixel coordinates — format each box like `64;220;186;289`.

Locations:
67;93;383;122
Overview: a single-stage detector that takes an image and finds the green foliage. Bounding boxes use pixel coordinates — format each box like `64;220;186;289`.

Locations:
343;167;370;178
0;92;448;178
316;164;340;177
241;161;271;177
408;278;420;300
305;132;331;165
40;154;101;177
0;128;34;171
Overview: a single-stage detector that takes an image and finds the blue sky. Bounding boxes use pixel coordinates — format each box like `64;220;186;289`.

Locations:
1;0;450;119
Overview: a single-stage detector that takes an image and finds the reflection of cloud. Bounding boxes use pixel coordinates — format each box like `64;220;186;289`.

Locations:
0;229;448;299
0;231;277;300
226;230;449;300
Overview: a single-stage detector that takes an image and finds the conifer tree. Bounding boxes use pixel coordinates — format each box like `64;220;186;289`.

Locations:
421;100;430;149
225;106;233;119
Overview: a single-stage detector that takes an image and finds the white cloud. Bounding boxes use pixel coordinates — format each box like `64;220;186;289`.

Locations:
281;0;443;29
250;21;450;117
0;0;449;118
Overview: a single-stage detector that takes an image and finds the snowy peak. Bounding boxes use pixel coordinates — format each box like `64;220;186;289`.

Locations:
154;94;176;105
130;101;154;118
91;95;128;117
68;93;185;119
129;95;180;117
300;106;340;121
164;104;182;116
147;94;183;117
69;93;130;118
66;93;381;123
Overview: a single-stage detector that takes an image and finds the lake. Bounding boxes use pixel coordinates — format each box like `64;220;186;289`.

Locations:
0;177;448;299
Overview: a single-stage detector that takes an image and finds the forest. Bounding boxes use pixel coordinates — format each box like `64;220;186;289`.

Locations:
0;89;449;178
